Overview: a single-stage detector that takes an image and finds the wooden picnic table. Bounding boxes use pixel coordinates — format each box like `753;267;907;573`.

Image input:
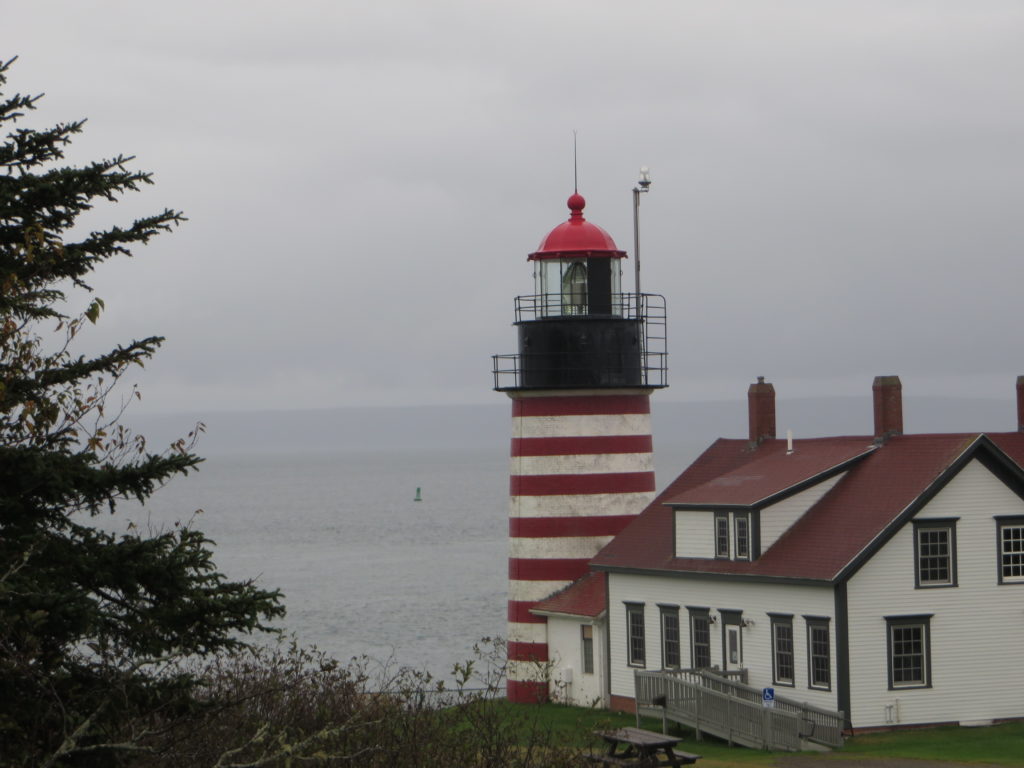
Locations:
587;727;701;767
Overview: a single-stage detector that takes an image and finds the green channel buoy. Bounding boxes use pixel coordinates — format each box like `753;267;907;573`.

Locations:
414;487;422;502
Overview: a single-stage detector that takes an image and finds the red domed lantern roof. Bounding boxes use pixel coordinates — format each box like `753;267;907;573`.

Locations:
528;193;627;261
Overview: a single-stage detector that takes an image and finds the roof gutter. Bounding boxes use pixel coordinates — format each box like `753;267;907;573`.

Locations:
529;608;606;621
590;563;833;588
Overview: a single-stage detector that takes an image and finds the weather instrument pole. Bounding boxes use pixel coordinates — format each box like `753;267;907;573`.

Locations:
632;166;651;313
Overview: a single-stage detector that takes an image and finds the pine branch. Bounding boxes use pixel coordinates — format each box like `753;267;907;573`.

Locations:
0;55;284;766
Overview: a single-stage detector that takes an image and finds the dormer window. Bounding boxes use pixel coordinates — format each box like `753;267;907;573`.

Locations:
715;513;730;558
709;510;756;561
673;508;760;561
735;514;750;560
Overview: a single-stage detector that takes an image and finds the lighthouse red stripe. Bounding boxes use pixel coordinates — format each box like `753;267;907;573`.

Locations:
508;600;548;624
511;435;652;457
508;641;549;662
510;472;656;496
509;557;591;582
512;394;650;417
507;679;549;704
510;515;636;538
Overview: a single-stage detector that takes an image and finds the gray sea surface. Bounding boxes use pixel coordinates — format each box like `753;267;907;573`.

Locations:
115;447;509;679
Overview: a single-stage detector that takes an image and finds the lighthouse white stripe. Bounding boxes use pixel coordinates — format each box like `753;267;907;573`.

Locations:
508;579;569;603
510;535;614;559
508;660;551;682
510;492;655;518
512;414;652;439
511;452;653;476
507;622;549;645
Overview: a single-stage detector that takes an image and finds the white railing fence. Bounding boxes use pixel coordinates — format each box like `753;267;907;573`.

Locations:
635;669;845;751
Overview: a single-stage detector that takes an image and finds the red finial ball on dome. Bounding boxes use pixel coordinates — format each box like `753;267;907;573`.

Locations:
567;192;586;216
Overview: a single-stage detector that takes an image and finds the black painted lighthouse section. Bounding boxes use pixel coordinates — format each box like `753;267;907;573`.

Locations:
517;316;642;388
586;259;613;315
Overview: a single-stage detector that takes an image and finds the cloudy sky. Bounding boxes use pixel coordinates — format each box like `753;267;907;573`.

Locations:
6;1;1024;415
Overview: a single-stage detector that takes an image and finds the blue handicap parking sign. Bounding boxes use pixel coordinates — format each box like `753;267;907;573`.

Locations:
762;687;775;707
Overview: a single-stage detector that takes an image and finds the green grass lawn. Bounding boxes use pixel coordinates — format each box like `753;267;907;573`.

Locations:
840;720;1024;765
495;702;1024;767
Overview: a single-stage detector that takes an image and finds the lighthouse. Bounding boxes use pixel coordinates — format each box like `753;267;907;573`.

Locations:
492;189;667;703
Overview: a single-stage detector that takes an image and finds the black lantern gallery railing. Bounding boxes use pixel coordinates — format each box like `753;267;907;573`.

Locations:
492;293;667;391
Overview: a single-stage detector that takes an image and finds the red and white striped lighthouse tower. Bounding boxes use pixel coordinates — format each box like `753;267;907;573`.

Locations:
492;191;668;703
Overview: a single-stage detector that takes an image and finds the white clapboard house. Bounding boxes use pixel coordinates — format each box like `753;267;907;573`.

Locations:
532;376;1024;731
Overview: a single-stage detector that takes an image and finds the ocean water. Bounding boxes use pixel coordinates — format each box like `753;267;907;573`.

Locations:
115;447;509;680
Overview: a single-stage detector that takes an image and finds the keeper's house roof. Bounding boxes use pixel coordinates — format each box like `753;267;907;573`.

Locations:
531;571;607;619
590;432;1024;584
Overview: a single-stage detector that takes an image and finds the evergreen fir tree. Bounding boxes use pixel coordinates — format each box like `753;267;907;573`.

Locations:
0;58;283;765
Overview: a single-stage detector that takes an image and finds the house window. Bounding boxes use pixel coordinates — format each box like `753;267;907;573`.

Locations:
626;603;645;667
914;519;957;587
660;606;681;669
581;625;594;674
769;614;795;687
735;515;750;560
688;607;712;668
715;513;730;558
998;517;1024;584
805;617;831;690
886;615;932;689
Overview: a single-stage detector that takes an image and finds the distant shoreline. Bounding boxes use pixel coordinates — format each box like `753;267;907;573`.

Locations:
128;395;1020;460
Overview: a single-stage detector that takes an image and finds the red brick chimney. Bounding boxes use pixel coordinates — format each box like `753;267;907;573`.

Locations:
748;376;776;445
872;375;903;440
1016;376;1024;432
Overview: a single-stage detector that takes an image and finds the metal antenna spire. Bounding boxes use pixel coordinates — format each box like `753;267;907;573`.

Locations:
572;130;578;193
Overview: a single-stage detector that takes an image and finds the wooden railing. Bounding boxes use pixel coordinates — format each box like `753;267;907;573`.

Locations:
634;669;845;751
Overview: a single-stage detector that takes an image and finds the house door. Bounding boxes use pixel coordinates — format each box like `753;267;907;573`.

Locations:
726;626;741;668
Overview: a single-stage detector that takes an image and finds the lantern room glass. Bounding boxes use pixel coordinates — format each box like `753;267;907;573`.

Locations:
535;258;624;317
562;261;587;315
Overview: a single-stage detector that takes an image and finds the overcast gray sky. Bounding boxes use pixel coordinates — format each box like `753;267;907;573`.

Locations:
6;1;1024;415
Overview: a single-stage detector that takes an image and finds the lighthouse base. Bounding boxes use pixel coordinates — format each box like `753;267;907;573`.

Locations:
507;679;549;704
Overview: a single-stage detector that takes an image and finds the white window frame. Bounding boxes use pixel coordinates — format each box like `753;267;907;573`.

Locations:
769;614;795;687
913;519;957;588
734;514;750;561
886;614;932;689
714;513;730;559
805;616;831;691
625;603;646;668
688;607;712;669
997;516;1024;584
659;605;681;670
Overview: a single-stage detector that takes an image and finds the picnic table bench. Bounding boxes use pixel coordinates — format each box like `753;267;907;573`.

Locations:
586;727;701;767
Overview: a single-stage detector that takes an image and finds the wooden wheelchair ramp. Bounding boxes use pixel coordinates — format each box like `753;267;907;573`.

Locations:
634;670;845;751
